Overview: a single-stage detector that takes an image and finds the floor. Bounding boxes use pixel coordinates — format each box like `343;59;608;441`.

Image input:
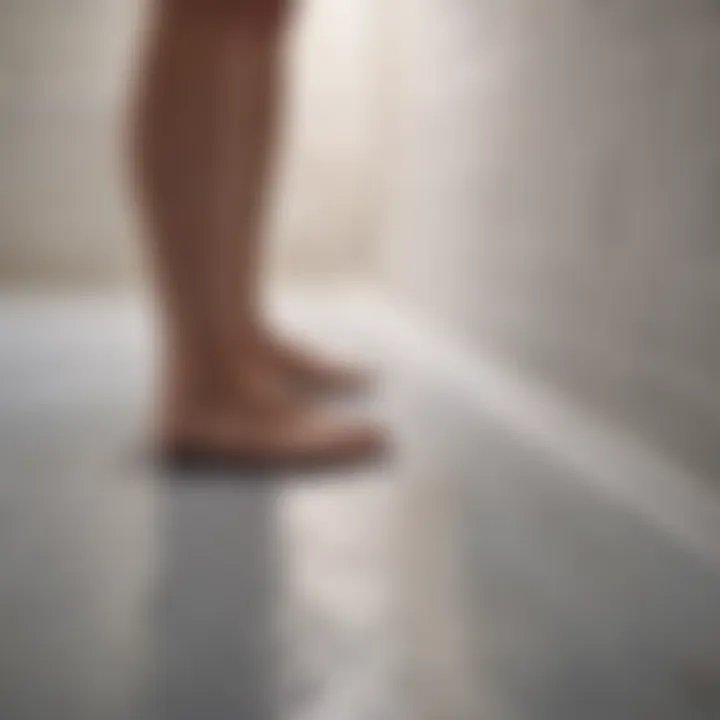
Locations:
1;289;720;720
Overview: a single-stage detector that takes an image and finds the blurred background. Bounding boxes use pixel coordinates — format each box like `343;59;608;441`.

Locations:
1;0;720;719
0;0;380;284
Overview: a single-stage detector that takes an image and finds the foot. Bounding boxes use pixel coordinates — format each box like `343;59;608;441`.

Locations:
160;403;386;471
257;331;373;395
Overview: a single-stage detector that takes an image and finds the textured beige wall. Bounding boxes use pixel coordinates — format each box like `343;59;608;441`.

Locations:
0;0;380;285
269;0;380;280
0;0;140;284
382;0;720;478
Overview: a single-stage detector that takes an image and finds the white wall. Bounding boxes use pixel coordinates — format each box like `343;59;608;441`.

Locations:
381;0;720;479
270;0;380;280
0;0;380;285
0;0;140;284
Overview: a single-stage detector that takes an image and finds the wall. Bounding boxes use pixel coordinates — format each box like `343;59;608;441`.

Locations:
382;0;720;479
269;0;380;280
0;0;140;284
0;0;380;286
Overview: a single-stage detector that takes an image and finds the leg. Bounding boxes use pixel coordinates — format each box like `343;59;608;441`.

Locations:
129;0;383;465
198;0;371;393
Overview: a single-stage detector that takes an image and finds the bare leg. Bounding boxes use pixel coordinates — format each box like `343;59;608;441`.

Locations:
210;2;371;392
129;0;383;465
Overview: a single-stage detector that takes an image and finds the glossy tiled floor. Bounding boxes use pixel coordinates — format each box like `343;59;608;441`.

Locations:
1;289;719;720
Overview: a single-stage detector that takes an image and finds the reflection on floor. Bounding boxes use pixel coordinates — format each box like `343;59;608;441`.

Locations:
0;288;719;720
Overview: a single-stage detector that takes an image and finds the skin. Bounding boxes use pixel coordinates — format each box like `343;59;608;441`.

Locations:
129;0;383;465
